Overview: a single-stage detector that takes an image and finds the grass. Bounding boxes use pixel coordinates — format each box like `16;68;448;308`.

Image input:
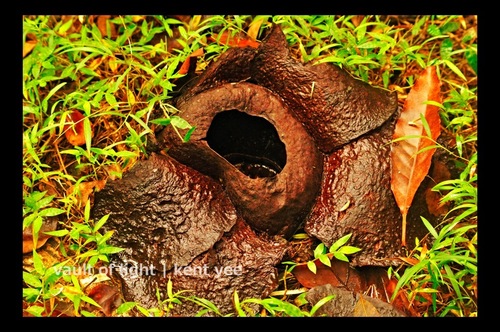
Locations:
22;15;477;317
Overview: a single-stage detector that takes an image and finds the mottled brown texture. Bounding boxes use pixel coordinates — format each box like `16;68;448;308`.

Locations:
305;114;403;266
110;263;161;309
92;153;237;272
165;219;287;316
158;82;323;237
111;219;287;316
304;112;432;266
175;47;257;103
251;24;399;153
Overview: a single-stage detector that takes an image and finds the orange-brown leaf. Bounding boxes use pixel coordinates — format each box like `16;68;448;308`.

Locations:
87;283;122;316
209;31;259;48
391;66;442;246
247;19;264;41
23;35;37;58
178;48;204;75
63;110;90;146
96;15;117;38
67;180;107;207
352;294;383;316
384;278;420;316
292;259;371;293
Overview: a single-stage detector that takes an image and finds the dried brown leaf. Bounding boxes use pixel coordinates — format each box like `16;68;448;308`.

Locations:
209;31;260;48
87;283;122;316
23;40;37;58
67;180;106;207
22;218;58;254
96;15;117;38
391;66;442;246
353;294;381;316
103;163;122;181
63;110;91;146
178;48;204;75
292;259;364;291
384;278;420;317
247;18;264;40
